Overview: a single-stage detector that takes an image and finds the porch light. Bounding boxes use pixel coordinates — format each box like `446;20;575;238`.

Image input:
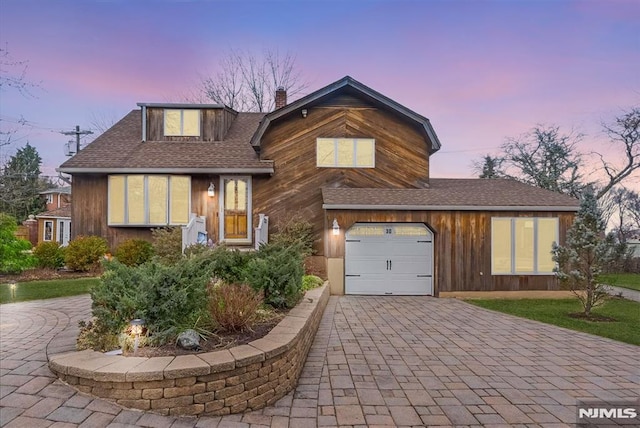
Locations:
207;182;215;197
332;218;340;236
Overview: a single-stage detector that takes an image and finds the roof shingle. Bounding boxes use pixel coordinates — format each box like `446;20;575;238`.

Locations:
322;179;579;210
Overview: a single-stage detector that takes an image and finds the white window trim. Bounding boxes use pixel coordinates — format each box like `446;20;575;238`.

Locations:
108;175;190;226
45;194;53;204
316;138;375;168
491;217;559;275
43;220;54;242
219;175;252;245
164;109;201;137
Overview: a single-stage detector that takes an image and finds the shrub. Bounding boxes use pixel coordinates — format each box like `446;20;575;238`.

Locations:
76;319;120;352
0;213;35;274
271;213;315;257
302;274;324;291
208;281;263;332
92;258;212;345
64;235;109;272
151;227;183;265
209;246;253;284
245;242;304;308
33;241;65;269
114;239;154;266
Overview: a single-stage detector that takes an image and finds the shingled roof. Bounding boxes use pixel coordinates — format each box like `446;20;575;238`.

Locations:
36;205;71;218
58;110;273;173
322;179;580;211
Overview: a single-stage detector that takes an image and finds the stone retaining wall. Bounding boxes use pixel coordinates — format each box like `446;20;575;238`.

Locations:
48;284;329;416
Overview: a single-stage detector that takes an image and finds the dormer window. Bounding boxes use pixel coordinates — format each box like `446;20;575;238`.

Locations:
164;109;200;137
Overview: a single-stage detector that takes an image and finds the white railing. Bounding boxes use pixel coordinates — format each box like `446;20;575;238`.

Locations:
182;213;207;252
254;213;269;249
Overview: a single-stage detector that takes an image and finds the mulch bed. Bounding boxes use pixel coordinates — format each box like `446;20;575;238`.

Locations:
568;312;617;322
0;268;100;284
126;317;285;357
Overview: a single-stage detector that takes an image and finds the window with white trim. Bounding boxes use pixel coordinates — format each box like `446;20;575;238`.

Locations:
491;217;559;275
45;194;53;204
164;109;200;136
108;175;190;226
316;138;375;167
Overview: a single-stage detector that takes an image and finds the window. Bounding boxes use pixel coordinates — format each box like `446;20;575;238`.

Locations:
491;217;559;275
108;175;190;226
316;138;375;167
43;220;53;241
45;194;53;204
164;109;200;136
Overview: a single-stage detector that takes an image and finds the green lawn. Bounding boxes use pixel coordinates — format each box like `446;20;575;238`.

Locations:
467;298;640;346
0;278;99;304
599;273;640;292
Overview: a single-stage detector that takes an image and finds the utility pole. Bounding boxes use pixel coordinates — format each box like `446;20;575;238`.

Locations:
61;125;93;155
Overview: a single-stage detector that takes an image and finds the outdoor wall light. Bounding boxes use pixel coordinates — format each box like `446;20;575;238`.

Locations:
332;218;340;236
301;109;308;118
207;182;215;197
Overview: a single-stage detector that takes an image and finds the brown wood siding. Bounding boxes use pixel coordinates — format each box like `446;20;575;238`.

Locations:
146;107;236;141
72;174;221;251
324;210;575;293
253;104;430;254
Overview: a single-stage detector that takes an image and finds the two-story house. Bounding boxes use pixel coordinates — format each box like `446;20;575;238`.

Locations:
58;76;579;295
36;186;72;246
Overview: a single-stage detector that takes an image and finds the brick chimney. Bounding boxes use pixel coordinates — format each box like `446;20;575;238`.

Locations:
275;86;287;110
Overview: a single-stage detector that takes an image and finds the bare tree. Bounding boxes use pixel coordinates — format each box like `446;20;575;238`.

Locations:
197;49;308;112
595;107;640;199
88;111;119;134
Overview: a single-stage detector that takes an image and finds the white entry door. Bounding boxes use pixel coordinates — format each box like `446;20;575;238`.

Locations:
345;223;433;295
57;219;71;246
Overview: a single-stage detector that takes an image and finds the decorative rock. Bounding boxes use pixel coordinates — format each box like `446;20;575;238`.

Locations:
177;330;201;350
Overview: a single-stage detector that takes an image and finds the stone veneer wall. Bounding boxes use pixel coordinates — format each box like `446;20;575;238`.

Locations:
48;284;329;416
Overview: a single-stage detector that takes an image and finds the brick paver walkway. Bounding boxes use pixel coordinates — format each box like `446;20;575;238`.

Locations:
1;294;638;427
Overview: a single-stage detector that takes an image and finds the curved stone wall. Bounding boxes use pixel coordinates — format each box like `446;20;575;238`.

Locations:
48;284;329;416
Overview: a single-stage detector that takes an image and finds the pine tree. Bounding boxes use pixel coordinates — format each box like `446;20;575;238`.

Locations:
552;186;625;316
0;143;46;222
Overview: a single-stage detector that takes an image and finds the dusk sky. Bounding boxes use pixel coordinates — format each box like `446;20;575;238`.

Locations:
1;0;638;185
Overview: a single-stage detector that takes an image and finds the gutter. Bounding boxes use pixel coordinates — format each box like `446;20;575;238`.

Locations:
57;167;275;174
322;204;579;212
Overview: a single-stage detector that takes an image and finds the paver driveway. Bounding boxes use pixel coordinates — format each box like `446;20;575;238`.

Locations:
1;294;638;427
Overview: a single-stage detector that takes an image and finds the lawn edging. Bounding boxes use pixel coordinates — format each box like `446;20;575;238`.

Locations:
48;283;329;416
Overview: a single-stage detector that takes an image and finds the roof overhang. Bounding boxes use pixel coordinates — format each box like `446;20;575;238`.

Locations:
323;204;579;212
250;76;441;154
57;167;275;174
136;102;227;109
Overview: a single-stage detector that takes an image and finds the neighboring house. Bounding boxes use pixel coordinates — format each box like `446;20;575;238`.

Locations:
36;187;72;246
58;76;579;295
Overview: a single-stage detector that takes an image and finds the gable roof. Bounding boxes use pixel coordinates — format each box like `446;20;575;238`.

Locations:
250;76;441;154
322;179;580;211
58;110;274;174
36;205;71;219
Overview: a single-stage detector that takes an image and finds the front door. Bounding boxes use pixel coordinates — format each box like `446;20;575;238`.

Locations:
220;177;251;243
57;219;71;246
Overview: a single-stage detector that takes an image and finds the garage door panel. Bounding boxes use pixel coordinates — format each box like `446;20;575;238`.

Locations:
346;241;389;256
389;275;433;295
345;277;390;295
390;257;431;275
346;257;388;274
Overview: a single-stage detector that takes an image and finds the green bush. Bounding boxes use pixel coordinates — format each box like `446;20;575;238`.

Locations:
64;235;109;272
33;241;65;269
271;214;315;257
92;258;212;345
302;274;324;291
0;213;35;274
245;242;304;308
76;319;120;352
208;281;263;332
151;227;183;265
209;246;253;284
114;239;154;266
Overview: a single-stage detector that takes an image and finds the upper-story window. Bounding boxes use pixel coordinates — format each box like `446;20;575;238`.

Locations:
316;138;375;168
164;109;200;136
45;194;53;204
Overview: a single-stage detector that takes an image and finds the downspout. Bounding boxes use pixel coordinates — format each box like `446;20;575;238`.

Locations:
141;105;147;142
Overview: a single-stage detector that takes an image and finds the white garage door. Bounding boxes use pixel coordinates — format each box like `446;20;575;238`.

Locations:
345;223;433;295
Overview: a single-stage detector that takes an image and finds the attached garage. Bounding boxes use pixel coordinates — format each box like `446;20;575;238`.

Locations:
345;223;433;295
